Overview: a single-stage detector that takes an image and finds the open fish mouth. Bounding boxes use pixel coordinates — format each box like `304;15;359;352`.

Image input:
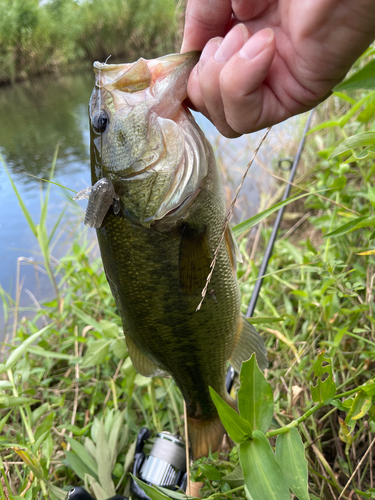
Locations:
85;51;210;228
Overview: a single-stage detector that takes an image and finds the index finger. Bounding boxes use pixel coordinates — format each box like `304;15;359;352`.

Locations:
181;0;232;52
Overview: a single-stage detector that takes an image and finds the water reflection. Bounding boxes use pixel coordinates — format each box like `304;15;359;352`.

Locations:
0;72;92;185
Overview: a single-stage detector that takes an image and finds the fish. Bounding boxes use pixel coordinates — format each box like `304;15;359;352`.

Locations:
75;52;267;458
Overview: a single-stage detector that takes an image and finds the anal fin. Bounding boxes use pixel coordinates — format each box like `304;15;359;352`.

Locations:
126;336;169;378
229;317;268;373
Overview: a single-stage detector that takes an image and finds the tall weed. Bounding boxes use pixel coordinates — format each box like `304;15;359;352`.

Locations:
0;0;177;84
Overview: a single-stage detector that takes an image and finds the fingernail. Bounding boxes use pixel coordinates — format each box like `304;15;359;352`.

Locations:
238;28;274;60
198;37;222;74
213;24;249;63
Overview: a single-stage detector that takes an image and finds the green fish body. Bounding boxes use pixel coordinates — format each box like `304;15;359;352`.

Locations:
82;53;267;458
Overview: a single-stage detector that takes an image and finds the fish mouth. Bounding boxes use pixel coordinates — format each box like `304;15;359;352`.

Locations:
89;51;207;227
92;52;200;109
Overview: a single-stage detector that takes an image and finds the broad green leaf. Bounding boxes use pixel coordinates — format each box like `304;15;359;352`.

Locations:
6;324;54;369
345;390;372;430
31;403;49;425
87;474;108;500
42;434;53;464
35;413;54;443
222;465;244;488
362;383;375;396
0;411;12;433
46;483;67;500
199;464;223;481
324;216;368;238
311;352;336;404
108;410;125;466
0;381;13;389
275;428;309;500
238;354;273;433
131;475;177;500
96;419;116;497
64;423;92;436
65;436;98;479
209;387;253;443
112;338;128;359
156;485;196;500
240;431;290;500
65;450;96;482
27;346;77;361
99;319;120;339
329;132;375;158
334;60;375;91
71;305;103;332
331;176;347;191
81;339;111;367
0;396;39;408
233;192;308;237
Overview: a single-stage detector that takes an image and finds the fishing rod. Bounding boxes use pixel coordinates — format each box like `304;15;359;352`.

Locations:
245;108;315;319
68;109;315;500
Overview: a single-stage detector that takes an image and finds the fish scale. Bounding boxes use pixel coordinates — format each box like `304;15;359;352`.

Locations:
80;52;268;458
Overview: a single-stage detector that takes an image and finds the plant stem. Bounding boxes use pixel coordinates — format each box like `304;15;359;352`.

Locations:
266;402;325;438
209;485;245;499
335;380;374;399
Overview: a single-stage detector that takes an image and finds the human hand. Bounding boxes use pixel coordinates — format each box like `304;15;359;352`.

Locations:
181;0;375;137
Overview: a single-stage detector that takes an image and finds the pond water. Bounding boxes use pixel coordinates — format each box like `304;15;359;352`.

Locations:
0;65;303;338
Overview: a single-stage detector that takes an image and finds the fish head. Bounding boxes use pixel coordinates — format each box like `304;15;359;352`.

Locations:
89;52;209;227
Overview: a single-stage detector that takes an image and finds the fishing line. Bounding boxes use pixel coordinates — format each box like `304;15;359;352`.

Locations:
245;108;315;319
196;127;272;311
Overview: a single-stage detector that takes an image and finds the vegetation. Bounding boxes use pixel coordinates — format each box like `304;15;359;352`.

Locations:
1;47;375;500
0;0;178;85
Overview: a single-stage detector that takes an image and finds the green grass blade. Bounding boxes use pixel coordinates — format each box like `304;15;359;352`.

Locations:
48;205;67;247
1;153;37;237
233;192;308;238
40;144;59;231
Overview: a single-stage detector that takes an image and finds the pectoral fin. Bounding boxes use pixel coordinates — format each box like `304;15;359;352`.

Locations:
179;225;211;294
229;317;268;372
126;336;169;378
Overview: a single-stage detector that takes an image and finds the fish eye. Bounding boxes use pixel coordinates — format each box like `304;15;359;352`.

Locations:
92;110;108;133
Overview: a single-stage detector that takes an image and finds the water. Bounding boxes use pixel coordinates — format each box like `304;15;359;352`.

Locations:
0;67;303;338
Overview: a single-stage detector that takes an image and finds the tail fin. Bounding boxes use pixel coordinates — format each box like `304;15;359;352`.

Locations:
188;397;237;459
187;416;225;459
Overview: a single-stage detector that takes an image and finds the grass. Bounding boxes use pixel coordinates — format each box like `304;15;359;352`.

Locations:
1;55;375;499
0;0;179;85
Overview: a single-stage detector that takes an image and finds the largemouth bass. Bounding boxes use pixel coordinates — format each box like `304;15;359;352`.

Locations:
77;52;267;458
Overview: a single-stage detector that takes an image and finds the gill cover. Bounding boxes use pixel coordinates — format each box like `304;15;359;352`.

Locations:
89;52;208;227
